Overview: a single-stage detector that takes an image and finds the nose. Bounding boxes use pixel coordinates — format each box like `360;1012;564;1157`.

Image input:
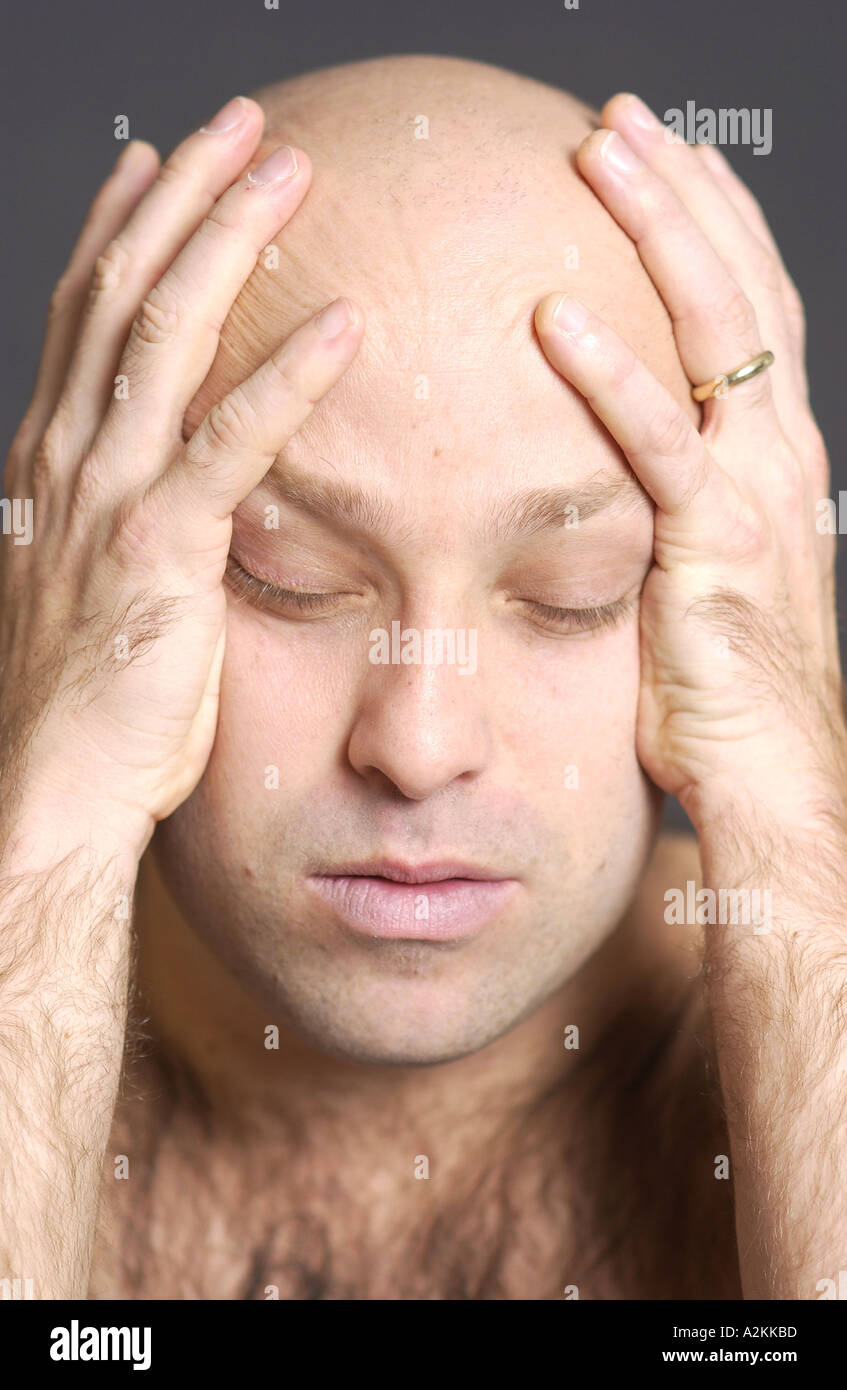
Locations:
347;628;489;800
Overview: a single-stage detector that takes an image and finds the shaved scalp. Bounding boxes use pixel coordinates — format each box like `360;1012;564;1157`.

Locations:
185;54;697;435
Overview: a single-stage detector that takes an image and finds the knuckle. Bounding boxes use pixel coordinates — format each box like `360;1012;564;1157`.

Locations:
73;446;125;515
267;349;306;400
643;403;692;461
713;282;759;341
105;492;161;569
202;392;258;455
90;237;133;300
30;422;67;491
131;284;182;347
678;457;712;510
154;159;198;197
641;184;686;237
198;204;242;242
154;159;215;212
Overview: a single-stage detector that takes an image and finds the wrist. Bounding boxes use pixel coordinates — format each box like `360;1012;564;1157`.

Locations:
681;764;847;966
0;784;151;881
679;749;847;849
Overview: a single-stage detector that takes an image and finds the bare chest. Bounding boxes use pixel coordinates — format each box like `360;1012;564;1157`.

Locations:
88;1130;740;1301
89;1148;581;1300
91;997;740;1302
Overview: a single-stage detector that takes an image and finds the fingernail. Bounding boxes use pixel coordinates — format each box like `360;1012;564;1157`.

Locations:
315;297;355;340
200;96;249;134
247;145;299;184
552;294;589;335
599;130;643;174
622;93;661;131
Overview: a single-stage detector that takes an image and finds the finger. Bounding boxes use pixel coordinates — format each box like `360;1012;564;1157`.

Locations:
693;143;810;404
58;95;266;453
534;290;721;518
695;143;805;344
95;142;310;476
9;141;159;480
158;296;364;535
600;93;807;409
575;127;777;429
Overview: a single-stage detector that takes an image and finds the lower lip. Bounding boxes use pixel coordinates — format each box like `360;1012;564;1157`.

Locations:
307;875;517;941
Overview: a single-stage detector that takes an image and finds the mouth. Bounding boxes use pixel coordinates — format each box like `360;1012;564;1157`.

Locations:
306;860;518;941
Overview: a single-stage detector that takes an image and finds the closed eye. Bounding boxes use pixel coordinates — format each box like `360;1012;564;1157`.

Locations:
514;595;636;635
226;555;639;634
225;557;356;615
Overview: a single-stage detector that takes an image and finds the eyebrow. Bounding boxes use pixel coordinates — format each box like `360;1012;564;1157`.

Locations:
261;466;648;541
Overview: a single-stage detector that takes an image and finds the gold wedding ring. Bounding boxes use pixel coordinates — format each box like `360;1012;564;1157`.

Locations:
692;350;775;402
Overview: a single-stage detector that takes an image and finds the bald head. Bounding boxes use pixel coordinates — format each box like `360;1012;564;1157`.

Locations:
185;54;694;436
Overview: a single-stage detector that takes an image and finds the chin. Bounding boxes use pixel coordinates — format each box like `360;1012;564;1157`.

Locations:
277;1016;505;1069
259;957;546;1069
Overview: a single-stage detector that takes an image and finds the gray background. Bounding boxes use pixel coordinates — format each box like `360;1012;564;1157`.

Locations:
3;0;843;830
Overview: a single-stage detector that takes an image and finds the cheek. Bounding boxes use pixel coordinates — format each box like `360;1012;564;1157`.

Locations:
493;616;656;888
495;616;643;799
209;604;360;804
156;609;350;879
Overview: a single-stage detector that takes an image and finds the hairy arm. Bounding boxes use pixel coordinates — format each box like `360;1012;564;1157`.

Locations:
0;819;140;1298
692;784;847;1300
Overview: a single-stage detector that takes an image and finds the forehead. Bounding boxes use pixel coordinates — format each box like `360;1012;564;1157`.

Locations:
270;301;631;510
184;101;698;499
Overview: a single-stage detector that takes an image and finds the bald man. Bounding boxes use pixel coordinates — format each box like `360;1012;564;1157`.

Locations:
2;56;845;1302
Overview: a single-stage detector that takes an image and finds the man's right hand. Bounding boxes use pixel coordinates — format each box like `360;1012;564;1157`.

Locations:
1;95;364;859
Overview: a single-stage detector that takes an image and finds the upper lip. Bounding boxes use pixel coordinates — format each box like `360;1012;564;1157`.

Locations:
313;860;509;885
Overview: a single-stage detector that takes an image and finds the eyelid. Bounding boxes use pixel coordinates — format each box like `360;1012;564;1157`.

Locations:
517;594;636;634
224;557;353;614
226;554;640;633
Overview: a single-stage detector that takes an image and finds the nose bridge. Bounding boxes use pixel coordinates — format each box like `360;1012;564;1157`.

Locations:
347;617;487;799
368;619;479;676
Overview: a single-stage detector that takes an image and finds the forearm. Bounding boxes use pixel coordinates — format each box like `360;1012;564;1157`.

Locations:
689;780;847;1300
0;808;140;1299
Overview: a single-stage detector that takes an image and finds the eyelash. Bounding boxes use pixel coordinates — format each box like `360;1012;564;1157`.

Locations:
519;596;634;635
225;558;346;614
225;558;635;634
